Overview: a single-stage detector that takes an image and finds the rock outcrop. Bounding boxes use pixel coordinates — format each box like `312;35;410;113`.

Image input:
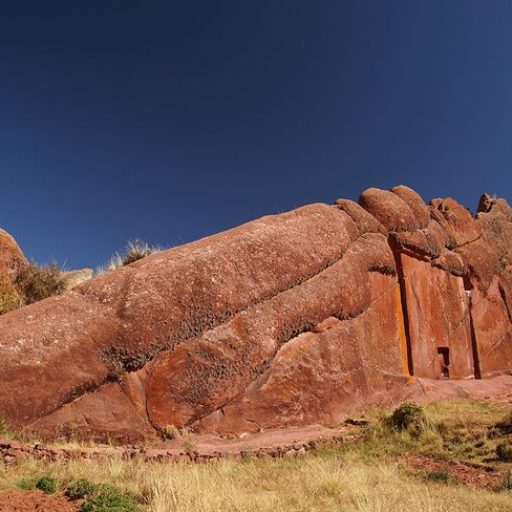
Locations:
0;186;511;442
61;268;94;291
0;228;27;282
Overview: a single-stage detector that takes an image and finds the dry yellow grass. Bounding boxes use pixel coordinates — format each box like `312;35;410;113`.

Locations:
0;274;23;315
425;399;509;426
2;399;512;511
1;452;511;512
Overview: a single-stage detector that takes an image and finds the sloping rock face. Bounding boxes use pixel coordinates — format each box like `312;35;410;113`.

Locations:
0;187;511;442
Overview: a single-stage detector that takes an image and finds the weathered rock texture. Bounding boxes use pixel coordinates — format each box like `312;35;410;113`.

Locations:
0;228;27;282
1;186;511;442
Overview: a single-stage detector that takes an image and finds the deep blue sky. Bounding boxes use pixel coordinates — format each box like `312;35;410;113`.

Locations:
1;1;511;269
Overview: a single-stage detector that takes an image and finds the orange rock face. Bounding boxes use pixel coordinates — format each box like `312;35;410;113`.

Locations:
0;186;511;442
0;228;27;281
400;254;474;380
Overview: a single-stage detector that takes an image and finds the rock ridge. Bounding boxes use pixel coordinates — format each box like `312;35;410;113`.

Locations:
0;185;511;442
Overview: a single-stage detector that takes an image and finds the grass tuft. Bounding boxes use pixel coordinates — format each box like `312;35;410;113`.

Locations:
422;470;457;485
96;239;162;275
0;417;19;439
502;470;512;492
0;274;23;314
497;442;512;462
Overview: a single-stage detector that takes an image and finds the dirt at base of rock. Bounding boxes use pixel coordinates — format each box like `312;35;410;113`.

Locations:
0;490;78;512
398;455;501;489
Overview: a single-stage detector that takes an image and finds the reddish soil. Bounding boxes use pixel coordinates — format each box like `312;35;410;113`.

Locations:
398;454;502;489
0;490;78;512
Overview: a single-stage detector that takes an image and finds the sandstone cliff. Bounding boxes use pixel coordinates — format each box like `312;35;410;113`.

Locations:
0;186;511;442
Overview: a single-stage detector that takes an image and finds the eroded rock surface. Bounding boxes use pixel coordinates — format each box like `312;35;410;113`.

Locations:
0;228;27;281
1;186;511;442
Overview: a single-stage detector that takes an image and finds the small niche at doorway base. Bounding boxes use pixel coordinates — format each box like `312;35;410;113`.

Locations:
437;347;450;379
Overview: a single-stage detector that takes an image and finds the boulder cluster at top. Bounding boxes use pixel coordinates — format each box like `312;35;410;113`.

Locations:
0;185;511;442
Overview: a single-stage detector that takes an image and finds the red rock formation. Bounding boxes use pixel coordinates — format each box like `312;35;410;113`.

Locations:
0;228;27;281
0;186;511;442
400;255;474;380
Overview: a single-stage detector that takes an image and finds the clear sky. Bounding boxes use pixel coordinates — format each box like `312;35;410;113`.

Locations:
1;1;511;269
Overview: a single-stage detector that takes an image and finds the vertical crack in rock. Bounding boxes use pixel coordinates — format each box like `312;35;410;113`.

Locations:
388;236;414;376
498;283;512;325
463;275;481;380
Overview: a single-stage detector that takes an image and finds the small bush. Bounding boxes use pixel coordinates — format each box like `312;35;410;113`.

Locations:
494;410;512;435
65;480;139;511
17;475;57;494
35;475;57;494
502;470;512;491
161;424;181;441
386;402;430;437
496;442;512;462
79;484;138;512
16;261;66;305
0;261;66;315
66;479;97;500
423;470;455;485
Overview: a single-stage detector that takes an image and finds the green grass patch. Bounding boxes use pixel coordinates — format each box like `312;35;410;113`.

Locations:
312;399;512;473
17;475;57;494
421;469;458;486
78;483;138;512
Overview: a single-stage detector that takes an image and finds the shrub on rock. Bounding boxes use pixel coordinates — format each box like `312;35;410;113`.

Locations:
16;261;66;305
0;274;23;314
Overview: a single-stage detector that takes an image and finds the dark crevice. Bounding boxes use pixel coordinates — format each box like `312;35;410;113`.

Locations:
454;233;483;249
397;247;432;262
388;237;414;376
463;274;481;380
63;379;106;404
34;374;112;422
498;283;512;325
